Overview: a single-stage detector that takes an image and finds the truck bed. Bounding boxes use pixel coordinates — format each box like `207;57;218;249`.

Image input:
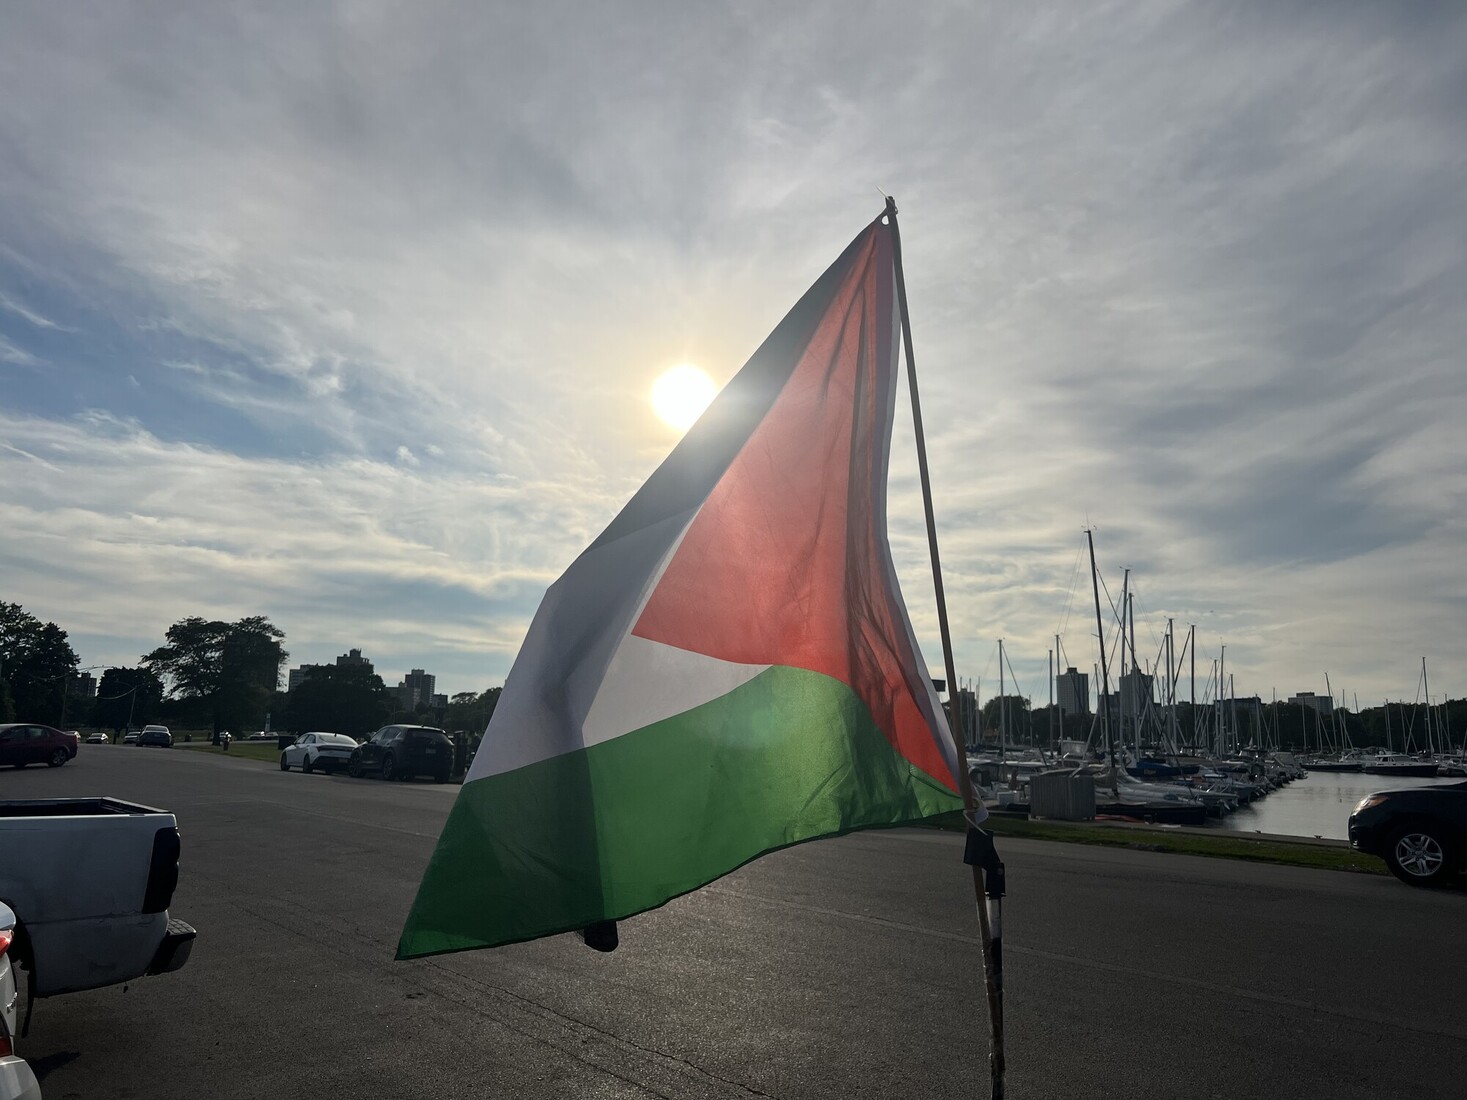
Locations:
0;797;168;818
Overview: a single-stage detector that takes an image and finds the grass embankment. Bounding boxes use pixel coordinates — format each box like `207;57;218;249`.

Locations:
927;811;1387;876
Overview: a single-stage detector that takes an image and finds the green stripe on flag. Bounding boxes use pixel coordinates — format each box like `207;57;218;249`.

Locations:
397;665;962;959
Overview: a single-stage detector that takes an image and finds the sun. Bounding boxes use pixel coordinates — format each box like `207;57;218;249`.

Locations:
650;364;717;431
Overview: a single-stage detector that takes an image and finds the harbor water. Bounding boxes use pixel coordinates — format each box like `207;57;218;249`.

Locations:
1207;770;1465;841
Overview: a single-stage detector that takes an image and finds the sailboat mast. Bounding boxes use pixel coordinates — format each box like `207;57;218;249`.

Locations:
1166;619;1175;754
1085;529;1116;787
1219;645;1226;756
1229;673;1237;753
1325;672;1336;755
1189;624;1196;752
1423;658;1434;756
1055;633;1063;748
1119;569;1130;757
999;638;1006;764
1129;591;1139;755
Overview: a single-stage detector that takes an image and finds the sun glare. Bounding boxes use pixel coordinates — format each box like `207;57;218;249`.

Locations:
651;364;717;431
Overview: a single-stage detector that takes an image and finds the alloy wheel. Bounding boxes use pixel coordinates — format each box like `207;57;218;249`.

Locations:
1394;832;1445;879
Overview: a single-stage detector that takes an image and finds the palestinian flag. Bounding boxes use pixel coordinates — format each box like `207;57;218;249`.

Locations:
398;212;967;959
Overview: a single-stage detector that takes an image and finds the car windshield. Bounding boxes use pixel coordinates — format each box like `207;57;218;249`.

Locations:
320;734;356;745
406;729;450;744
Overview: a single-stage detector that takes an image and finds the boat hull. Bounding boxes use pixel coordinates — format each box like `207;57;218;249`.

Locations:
1363;763;1440;777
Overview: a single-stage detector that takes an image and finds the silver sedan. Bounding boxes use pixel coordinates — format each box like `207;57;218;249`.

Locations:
280;732;359;775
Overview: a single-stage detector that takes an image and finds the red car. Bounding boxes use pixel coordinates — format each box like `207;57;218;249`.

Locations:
0;723;80;768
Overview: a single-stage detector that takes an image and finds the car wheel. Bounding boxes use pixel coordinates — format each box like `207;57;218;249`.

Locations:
280;754;290;771
348;755;362;778
381;754;396;781
48;748;68;768
434;771;449;784
302;755;314;775
1385;823;1452;886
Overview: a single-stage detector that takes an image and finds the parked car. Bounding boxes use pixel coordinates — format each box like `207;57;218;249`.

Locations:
0;900;42;1100
0;723;78;769
85;731;107;744
348;725;453;782
123;730;140;744
280;732;358;774
138;724;173;748
1348;780;1467;885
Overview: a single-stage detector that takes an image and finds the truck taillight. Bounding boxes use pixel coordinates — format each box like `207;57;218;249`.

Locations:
143;826;182;914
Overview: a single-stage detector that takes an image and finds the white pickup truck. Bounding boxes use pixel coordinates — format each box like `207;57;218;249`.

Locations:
0;798;196;1015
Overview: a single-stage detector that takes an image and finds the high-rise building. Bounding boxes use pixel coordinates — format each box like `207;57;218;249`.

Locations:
1119;670;1154;720
1056;667;1089;716
396;669;436;710
69;671;97;699
287;664;322;691
1288;691;1334;717
288;648;377;691
336;648;373;674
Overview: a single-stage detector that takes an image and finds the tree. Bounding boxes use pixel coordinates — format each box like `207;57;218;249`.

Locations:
0;602;80;725
981;694;1031;743
144;616;287;741
444;687;502;740
91;667;165;733
282;664;392;738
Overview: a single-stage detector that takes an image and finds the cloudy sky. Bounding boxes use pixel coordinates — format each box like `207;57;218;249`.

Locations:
3;2;1465;711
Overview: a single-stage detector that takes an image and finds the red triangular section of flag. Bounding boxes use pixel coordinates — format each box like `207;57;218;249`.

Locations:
633;221;955;790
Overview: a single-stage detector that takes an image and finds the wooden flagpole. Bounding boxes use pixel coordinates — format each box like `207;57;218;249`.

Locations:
883;196;1006;1099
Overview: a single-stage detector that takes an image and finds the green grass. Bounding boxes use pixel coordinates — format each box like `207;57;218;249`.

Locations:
924;811;1388;876
173;740;281;764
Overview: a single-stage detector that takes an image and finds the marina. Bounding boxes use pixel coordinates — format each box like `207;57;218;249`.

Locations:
1208;768;1465;841
957;530;1467;843
967;749;1467;840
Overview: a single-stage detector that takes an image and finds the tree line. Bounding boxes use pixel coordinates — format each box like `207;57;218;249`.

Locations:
0;602;500;740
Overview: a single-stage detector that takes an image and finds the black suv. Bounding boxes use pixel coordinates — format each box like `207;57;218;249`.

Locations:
348;725;453;783
1348;780;1467;886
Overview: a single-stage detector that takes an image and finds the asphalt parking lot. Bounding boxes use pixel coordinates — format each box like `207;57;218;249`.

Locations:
8;744;1466;1099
